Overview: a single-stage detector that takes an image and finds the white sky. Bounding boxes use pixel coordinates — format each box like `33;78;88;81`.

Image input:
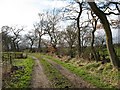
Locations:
0;0;68;33
0;0;119;40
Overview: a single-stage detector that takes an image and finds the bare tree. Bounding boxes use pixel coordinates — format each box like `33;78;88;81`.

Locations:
63;22;77;58
33;13;47;52
10;26;24;51
76;1;83;57
1;26;12;51
1;26;23;51
87;10;100;62
88;1;120;68
45;9;61;51
25;31;37;52
63;1;83;57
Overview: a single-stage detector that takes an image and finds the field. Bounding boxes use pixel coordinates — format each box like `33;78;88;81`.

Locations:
1;51;120;89
2;52;34;88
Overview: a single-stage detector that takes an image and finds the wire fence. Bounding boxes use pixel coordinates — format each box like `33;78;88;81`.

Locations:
2;52;15;75
2;52;27;75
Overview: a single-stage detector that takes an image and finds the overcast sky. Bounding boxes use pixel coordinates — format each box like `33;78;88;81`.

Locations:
0;0;69;31
0;0;119;42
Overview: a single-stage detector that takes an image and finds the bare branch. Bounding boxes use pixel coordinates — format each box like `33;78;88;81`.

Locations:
105;12;120;15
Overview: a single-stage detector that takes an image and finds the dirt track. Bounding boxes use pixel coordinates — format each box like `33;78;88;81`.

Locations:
31;55;96;88
31;56;50;88
44;57;95;88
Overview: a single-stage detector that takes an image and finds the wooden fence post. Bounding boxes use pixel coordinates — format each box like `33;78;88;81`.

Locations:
9;53;13;67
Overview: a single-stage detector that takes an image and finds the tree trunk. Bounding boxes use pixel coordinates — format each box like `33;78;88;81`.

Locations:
52;44;57;54
77;2;82;57
69;44;73;58
13;41;16;51
81;36;84;52
38;37;41;52
88;2;120;68
91;16;99;62
30;41;34;52
16;43;19;52
77;18;81;57
6;44;9;51
91;29;98;62
30;45;32;52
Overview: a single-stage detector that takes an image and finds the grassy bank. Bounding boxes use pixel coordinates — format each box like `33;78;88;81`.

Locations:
3;57;34;88
41;54;119;89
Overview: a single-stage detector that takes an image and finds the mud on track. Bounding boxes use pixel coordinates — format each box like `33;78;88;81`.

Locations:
31;56;50;88
44;57;95;88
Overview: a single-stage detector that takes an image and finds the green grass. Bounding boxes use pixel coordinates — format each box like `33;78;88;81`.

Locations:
3;57;34;88
31;53;73;88
41;54;118;89
98;46;120;58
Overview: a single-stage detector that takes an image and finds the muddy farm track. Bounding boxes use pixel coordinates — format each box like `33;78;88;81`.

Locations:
31;56;50;88
31;56;96;89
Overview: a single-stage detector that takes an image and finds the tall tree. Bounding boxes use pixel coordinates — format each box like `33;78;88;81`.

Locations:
63;1;83;57
34;13;47;52
10;26;24;51
76;1;83;57
1;26;12;51
25;31;37;52
1;26;23;51
63;23;77;58
88;1;120;68
45;9;61;51
88;11;99;62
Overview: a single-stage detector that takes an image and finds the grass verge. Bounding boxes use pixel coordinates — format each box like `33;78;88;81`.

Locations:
41;54;118;89
3;57;34;88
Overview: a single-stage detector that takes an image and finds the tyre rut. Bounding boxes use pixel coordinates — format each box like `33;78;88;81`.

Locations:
31;56;50;88
43;57;96;88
